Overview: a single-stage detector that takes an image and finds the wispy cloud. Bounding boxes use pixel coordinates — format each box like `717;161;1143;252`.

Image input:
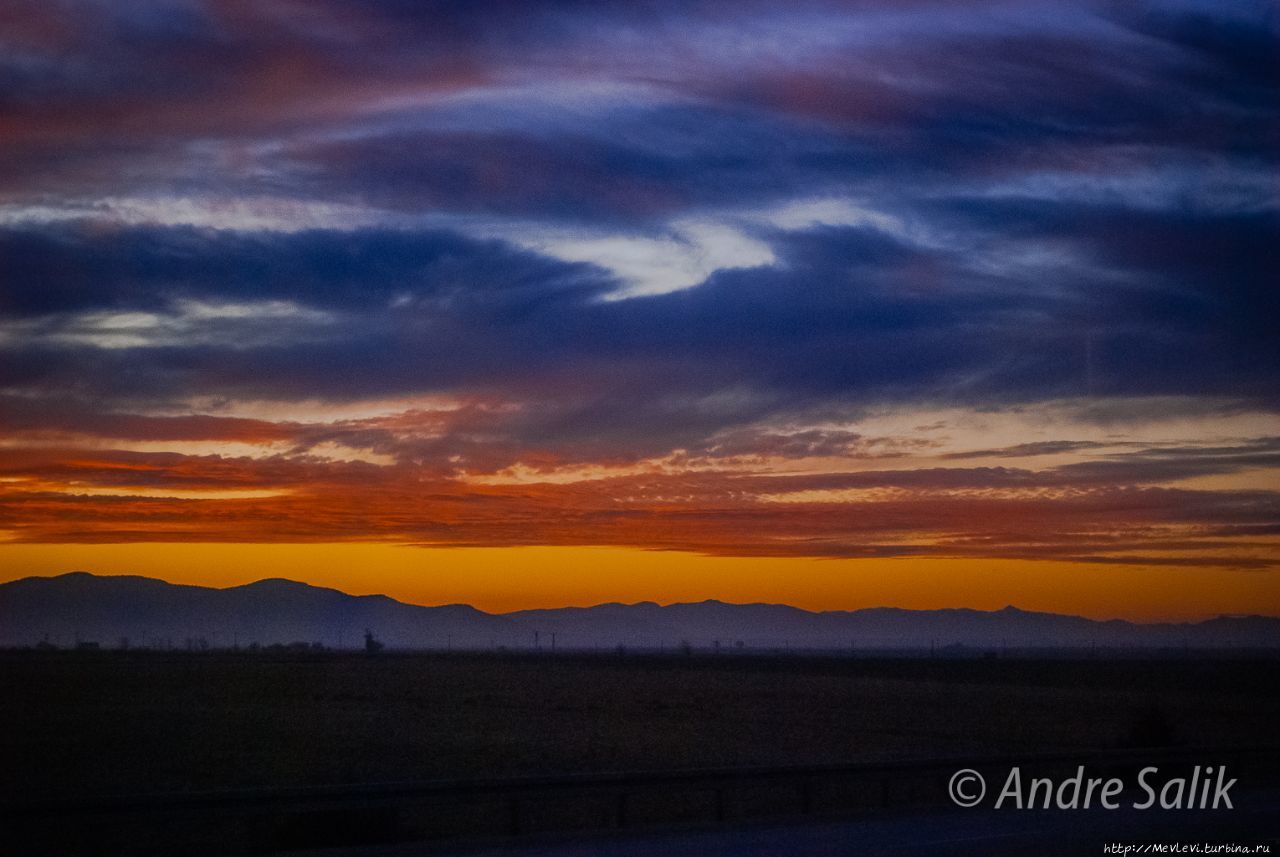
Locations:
0;0;1275;574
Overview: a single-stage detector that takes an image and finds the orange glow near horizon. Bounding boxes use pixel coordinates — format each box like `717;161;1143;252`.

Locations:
1;542;1276;623
3;0;1279;656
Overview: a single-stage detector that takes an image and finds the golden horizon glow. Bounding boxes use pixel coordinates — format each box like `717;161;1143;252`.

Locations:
2;542;1277;623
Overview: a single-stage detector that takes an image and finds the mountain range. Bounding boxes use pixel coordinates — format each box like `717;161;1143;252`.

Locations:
2;572;1278;651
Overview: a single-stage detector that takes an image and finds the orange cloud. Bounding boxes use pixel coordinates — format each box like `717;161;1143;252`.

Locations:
1;437;1274;573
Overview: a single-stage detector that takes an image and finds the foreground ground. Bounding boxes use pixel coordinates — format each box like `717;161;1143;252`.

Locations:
290;788;1280;857
1;651;1277;800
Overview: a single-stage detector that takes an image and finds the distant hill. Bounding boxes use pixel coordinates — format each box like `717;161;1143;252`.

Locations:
1;572;1278;651
510;601;1280;651
0;573;517;650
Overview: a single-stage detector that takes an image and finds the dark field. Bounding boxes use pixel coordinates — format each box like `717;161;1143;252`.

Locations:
2;651;1278;801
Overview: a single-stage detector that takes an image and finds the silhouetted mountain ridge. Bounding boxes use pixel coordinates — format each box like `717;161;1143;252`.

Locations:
1;572;1277;651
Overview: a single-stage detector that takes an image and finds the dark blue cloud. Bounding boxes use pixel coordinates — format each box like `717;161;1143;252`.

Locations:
3;0;1273;222
0;224;607;318
0;0;1276;457
1;210;1274;467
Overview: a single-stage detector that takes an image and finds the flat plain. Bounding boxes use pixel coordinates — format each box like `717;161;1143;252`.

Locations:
2;651;1277;801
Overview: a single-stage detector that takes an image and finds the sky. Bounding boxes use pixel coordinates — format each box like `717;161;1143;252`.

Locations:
0;0;1277;619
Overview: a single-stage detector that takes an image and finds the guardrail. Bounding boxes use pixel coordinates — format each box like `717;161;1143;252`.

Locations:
5;745;1278;855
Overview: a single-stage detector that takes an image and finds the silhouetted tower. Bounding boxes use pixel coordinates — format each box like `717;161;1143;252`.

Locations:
364;628;384;654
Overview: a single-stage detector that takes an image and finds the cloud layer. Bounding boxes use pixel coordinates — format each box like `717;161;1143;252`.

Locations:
1;0;1276;572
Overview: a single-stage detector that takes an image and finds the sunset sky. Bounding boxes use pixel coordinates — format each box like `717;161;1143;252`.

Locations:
1;0;1277;619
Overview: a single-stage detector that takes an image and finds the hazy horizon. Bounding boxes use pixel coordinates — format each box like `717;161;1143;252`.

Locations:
7;568;1280;624
8;570;1280;658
